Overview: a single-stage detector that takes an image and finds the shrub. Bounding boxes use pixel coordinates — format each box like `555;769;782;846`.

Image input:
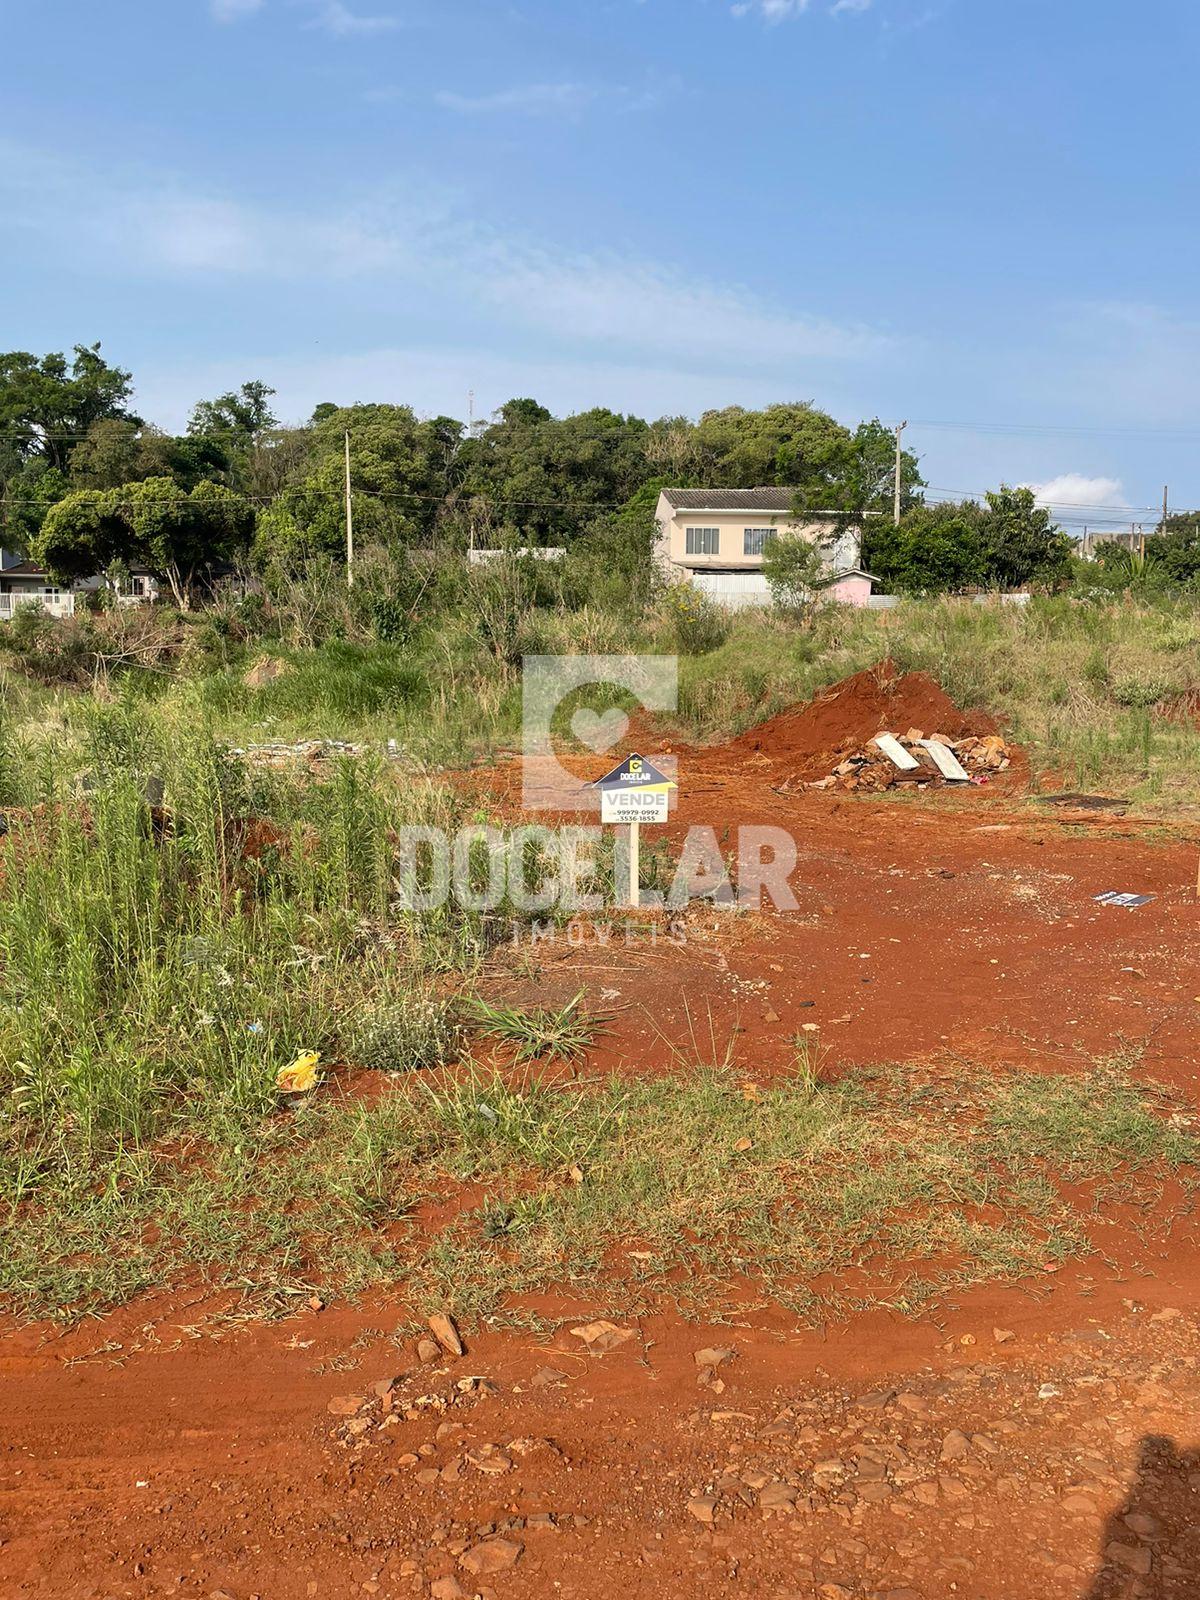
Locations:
660;584;730;655
351;992;462;1074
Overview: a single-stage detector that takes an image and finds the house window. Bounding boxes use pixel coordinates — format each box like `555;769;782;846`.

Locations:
685;527;719;556
743;528;775;557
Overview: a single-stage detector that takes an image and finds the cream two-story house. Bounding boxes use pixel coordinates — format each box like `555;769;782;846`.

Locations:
652;488;876;608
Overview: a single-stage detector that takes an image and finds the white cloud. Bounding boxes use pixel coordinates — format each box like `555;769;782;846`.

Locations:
432;80;671;117
479;242;890;367
434;84;598;117
1026;474;1127;510
0;145;899;406
210;0;263;19
733;0;876;18
305;1;399;37
732;0;812;19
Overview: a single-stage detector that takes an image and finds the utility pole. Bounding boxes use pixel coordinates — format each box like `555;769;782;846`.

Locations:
893;421;908;526
1162;485;1169;534
344;431;355;587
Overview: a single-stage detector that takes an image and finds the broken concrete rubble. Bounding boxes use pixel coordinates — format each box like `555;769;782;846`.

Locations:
795;729;1013;794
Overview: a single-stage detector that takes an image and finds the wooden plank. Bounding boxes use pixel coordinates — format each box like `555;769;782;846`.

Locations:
870;733;920;771
918;739;971;782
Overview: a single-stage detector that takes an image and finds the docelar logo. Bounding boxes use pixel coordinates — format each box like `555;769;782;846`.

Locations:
521;655;678;813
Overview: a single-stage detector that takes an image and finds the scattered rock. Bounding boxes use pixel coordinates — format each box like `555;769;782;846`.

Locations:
855;1480;893;1503
693;1347;735;1369
569;1320;636;1355
530;1367;569;1387
1062;1494;1099;1515
1124;1512;1161;1537
688;1496;718;1524
459;1539;523;1576
429;1313;464;1358
993;1327;1016;1344
758;1482;798;1515
327;1394;366;1418
937;1476;969;1501
466;1443;513;1476
896;1392;931;1417
430;1580;467;1600
417;1337;442;1364
1106;1542;1152;1576
939;1430;971;1462
857;1389;896;1411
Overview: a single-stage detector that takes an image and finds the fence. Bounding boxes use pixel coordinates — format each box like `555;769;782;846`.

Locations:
0;591;76;620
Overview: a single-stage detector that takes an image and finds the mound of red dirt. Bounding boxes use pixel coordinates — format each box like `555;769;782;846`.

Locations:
726;661;1000;781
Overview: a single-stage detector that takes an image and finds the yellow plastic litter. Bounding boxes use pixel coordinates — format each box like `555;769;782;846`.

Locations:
277;1051;321;1094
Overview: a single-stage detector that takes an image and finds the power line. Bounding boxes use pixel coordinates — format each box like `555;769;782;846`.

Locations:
926;485;1166;514
911;418;1200;442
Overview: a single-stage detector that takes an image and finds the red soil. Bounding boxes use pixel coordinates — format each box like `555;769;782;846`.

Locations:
4;670;1200;1599
725;660;999;780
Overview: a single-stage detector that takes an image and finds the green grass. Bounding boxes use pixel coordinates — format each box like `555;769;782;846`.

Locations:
3;1049;1194;1326
11;587;1200;807
671;595;1200;807
3;592;1200;1329
466;990;604;1062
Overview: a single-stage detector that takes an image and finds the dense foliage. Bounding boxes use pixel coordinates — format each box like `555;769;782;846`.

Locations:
0;342;1188;602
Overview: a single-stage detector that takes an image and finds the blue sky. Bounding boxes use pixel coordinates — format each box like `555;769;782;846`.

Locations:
4;0;1199;529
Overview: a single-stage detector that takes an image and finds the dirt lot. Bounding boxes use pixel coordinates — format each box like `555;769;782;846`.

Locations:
3;668;1200;1599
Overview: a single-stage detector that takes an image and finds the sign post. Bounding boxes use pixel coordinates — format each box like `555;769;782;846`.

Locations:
593;754;675;909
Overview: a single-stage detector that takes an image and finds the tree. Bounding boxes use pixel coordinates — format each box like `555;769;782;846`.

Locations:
34;478;255;606
980;486;1072;589
459;402;650;545
863;502;989;594
68;419;227;492
0;344;137;472
0;459;72;553
1144;512;1200;585
122;478;255;606
254;403;461;569
762;529;835;619
188;380;278;448
0;345;138;546
30;489;128;582
691;403;848;489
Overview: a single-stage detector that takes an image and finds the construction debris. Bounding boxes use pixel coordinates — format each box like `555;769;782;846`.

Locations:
227;737;409;769
798;730;1013;794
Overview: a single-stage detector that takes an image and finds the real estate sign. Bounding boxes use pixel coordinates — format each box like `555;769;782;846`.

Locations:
594;754;674;824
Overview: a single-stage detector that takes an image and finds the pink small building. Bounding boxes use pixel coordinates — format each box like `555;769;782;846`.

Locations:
821;568;878;608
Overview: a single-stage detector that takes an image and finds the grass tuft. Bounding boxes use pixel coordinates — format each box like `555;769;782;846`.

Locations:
465;990;604;1062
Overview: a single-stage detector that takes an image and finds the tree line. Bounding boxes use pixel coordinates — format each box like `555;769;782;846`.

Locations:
1;341;1161;608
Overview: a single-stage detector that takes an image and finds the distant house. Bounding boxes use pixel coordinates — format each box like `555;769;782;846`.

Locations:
653;488;877;609
0;550;158;620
